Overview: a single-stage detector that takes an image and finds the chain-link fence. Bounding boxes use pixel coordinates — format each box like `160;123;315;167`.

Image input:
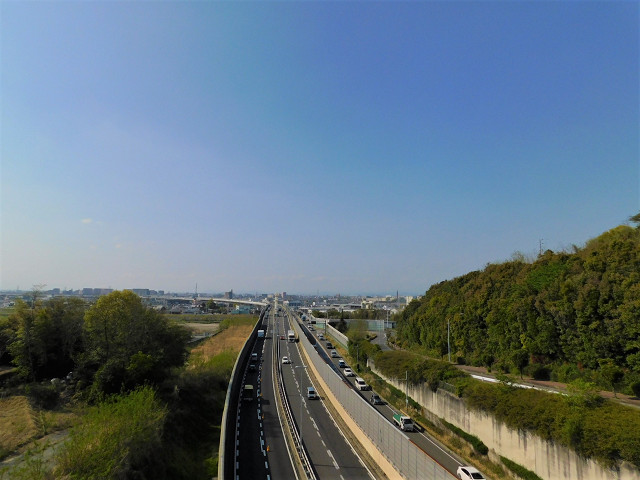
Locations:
293;319;451;480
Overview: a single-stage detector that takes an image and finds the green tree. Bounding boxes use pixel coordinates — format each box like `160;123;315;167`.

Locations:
511;349;529;379
7;299;39;380
599;359;624;397
81;291;189;396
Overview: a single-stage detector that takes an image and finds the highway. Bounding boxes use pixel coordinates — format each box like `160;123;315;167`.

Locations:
235;307;297;479
275;309;373;480
298;313;463;478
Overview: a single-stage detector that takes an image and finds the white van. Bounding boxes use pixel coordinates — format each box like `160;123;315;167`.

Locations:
355;377;370;391
307;387;318;399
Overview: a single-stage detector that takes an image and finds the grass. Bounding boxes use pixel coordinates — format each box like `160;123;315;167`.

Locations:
0;396;38;456
167;314;220;323
189;321;255;364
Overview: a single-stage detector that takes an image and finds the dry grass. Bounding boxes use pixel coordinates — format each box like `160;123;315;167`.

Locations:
182;322;220;335
189;324;254;363
0;396;38;453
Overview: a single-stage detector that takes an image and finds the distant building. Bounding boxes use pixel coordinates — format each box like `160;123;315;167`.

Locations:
224;290;233;299
131;289;150;297
233;304;251;314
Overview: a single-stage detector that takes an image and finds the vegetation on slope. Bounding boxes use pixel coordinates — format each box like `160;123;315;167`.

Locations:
372;349;640;469
0;291;257;478
394;222;640;393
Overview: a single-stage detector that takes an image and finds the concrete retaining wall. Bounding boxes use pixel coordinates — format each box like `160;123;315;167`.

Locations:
369;361;640;480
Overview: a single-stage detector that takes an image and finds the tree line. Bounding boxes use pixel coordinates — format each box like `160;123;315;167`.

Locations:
394;217;640;393
0;290;190;400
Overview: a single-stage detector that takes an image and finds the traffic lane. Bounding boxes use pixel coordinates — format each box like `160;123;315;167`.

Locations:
262;313;297;480
237;343;268;479
307;327;464;476
280;354;335;478
282;338;370;479
304;374;373;480
332;360;463;476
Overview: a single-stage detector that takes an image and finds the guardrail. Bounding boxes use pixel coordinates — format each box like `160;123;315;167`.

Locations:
291;311;451;480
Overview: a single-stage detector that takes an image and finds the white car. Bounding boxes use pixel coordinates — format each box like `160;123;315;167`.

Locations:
281;356;291;364
457;466;485;480
344;368;354;377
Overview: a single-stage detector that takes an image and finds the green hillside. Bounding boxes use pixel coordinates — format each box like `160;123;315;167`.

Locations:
395;220;640;392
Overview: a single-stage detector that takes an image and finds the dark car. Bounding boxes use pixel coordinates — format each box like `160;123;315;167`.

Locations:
326;342;333;349
370;393;383;405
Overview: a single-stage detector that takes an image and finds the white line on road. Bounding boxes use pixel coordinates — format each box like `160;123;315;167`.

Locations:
327;449;339;469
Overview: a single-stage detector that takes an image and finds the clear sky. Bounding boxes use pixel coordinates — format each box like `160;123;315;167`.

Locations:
1;1;638;296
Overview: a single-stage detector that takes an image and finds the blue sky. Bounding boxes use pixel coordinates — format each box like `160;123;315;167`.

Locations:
1;1;638;295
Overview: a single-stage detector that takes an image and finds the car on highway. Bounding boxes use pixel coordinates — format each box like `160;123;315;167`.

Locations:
338;359;346;368
370;393;383;405
457;466;485;480
355;377;370;390
282;356;291;364
326;341;333;349
344;367;355;377
307;386;318;399
318;333;325;340
331;350;339;358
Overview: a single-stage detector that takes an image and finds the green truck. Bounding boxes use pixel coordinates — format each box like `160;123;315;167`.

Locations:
392;413;415;432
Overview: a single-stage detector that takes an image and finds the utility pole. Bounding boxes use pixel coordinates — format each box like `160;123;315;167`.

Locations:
539;238;544;256
405;370;409;409
447;318;451;363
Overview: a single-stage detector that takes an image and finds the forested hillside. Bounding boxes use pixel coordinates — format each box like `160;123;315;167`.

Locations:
395;220;640;391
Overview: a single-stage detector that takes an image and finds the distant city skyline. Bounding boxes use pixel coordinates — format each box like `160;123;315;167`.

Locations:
2;2;638;296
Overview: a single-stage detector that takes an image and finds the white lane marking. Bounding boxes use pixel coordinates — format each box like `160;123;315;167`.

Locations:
327;449;339;469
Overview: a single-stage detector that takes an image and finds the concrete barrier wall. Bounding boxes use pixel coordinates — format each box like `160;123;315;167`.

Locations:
369;360;640;480
293;317;450;480
326;322;348;348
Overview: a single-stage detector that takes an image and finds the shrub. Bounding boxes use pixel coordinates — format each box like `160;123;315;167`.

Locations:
441;419;488;455
55;386;166;478
631;381;640;399
530;364;551;381
500;456;543;480
26;384;59;409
